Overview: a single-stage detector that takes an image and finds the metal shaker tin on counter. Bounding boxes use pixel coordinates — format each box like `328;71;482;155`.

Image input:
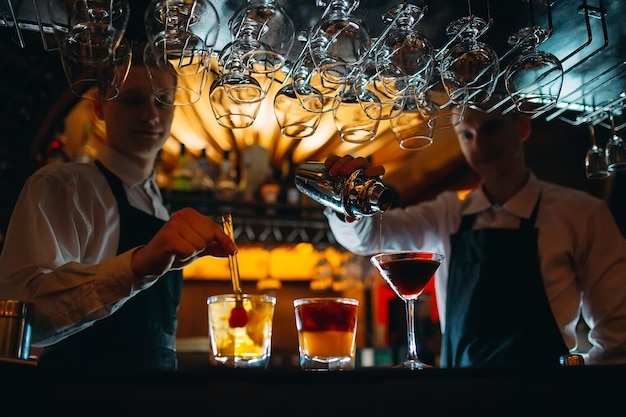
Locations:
0;299;34;361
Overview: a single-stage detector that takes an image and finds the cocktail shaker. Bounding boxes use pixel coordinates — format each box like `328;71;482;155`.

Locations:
0;299;33;360
294;162;393;219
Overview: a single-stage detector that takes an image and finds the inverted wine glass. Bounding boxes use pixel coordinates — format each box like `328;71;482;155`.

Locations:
390;89;436;150
209;72;263;129
333;82;379;143
439;16;499;107
143;0;219;105
355;57;405;121
504;25;563;114
273;82;322;139
585;123;609;180
308;0;370;87
374;3;434;100
370;251;443;369
605;113;626;172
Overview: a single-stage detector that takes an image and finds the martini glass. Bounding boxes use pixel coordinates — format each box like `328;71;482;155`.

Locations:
370;251;443;369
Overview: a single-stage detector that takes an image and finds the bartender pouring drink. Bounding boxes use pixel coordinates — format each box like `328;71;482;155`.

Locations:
324;101;626;367
0;44;236;369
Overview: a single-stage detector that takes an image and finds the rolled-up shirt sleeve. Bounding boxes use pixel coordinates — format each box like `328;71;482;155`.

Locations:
0;165;152;346
576;199;626;364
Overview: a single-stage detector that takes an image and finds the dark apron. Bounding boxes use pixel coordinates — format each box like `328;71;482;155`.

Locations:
37;160;182;370
440;197;568;368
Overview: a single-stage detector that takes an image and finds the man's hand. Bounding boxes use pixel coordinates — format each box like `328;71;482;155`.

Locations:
324;155;386;223
131;207;237;279
324;154;385;178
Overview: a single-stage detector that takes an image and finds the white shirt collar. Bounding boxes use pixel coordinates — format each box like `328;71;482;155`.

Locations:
96;145;154;189
462;173;541;219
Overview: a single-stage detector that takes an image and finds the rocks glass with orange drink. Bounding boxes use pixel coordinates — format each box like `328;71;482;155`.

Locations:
293;297;359;371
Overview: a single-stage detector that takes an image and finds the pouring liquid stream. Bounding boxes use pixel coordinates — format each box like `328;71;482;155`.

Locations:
221;213;248;328
379;212;383;254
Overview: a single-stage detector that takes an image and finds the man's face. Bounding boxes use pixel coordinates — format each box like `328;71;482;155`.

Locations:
96;65;175;165
453;108;529;179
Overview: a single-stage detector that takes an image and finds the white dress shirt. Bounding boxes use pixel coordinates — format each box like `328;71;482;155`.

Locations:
0;145;169;346
327;173;626;365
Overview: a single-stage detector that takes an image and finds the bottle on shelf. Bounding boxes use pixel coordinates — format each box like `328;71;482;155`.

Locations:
215;149;239;201
279;149;301;207
242;143;269;202
169;143;194;192
191;147;216;196
259;167;281;215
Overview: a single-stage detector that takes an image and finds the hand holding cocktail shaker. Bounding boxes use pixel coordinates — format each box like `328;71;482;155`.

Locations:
294;162;393;219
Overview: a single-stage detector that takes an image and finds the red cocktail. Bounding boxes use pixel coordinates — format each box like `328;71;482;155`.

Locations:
371;251;443;369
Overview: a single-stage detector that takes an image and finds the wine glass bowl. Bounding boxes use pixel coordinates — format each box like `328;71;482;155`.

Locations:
504;26;563;114
144;34;211;105
605;114;626;172
208;73;263;129
605;133;626;172
585;123;610;179
143;0;219;105
355;58;406;121
439;16;499;107
333;83;380;143
370;251;443;369
308;0;371;86
390;89;435;150
585;144;610;179
273;83;323;138
375;3;434;99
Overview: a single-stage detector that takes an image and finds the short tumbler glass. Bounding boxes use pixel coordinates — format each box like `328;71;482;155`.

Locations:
207;294;276;368
293;297;359;371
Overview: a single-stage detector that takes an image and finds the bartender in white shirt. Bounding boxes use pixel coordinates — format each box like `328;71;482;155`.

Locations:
324;102;626;367
0;45;236;370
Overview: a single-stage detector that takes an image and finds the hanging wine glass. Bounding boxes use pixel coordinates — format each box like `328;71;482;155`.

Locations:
391;88;437;151
144;0;220;105
228;0;295;72
504;25;563;114
375;3;434;100
48;0;129;63
143;33;212;106
273;82;323;139
424;73;466;130
216;44;266;104
605;113;626;172
439;15;500;108
355;56;405;121
48;0;130;99
292;51;344;114
333;82;379;143
225;0;295;101
58;37;132;101
585;123;610;180
308;0;371;87
209;73;263;129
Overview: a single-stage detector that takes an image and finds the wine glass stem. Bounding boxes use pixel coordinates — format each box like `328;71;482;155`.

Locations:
404;299;419;363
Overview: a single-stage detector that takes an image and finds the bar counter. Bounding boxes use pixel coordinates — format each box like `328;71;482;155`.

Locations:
1;359;625;416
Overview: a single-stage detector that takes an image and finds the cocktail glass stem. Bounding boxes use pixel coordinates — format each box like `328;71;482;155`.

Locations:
402;298;424;368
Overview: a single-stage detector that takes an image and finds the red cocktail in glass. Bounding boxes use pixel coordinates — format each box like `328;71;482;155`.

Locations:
371;251;443;369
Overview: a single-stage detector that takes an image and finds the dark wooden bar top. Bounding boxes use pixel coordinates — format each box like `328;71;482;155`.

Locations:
1;360;624;416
